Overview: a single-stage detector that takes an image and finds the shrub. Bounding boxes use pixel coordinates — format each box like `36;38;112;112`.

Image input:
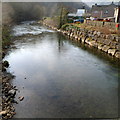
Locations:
2;25;12;49
61;24;70;30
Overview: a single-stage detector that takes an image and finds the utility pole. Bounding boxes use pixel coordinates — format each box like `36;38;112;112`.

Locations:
100;10;103;18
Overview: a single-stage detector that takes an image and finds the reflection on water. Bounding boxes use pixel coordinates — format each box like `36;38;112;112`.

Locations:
5;22;120;118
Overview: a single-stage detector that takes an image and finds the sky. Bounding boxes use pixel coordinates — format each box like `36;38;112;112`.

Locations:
82;0;119;2
1;0;120;7
1;0;120;2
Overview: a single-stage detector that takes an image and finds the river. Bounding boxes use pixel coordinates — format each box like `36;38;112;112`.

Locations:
4;21;120;118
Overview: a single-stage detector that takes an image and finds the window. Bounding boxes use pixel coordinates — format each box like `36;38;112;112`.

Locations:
104;10;108;14
94;11;99;13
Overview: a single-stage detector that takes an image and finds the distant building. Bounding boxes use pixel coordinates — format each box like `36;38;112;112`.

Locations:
91;2;117;18
68;9;86;17
76;9;86;16
67;9;86;23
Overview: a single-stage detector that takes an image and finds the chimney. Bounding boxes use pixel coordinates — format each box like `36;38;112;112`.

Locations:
111;1;114;5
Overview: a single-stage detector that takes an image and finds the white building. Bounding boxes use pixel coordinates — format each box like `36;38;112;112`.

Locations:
68;9;86;17
76;9;86;16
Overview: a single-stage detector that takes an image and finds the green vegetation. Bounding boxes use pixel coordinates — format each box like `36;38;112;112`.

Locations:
2;25;12;71
61;23;81;31
61;24;71;30
2;25;12;49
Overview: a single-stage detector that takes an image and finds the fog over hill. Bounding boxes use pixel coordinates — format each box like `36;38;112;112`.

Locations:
2;2;90;25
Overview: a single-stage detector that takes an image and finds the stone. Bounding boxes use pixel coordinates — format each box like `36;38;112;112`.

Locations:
85;38;90;44
97;38;104;44
7;113;11;117
13;86;17;89
102;45;110;52
67;33;70;36
12;100;18;104
115;36;120;42
18;96;24;101
0;111;7;115
93;31;97;35
11;112;16;115
109;42;117;49
104;39;111;46
8;89;16;97
97;32;101;36
106;35;109;39
81;37;86;43
75;35;78;40
116;43;120;50
108;49;116;56
70;33;73;37
111;36;116;41
115;52;120;59
78;37;81;41
11;107;15;112
89;41;98;48
3;61;9;68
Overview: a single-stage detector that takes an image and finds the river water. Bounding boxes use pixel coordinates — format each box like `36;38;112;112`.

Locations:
4;21;120;118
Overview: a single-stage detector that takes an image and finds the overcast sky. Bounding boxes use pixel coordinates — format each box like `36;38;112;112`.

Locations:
82;0;119;2
1;0;119;2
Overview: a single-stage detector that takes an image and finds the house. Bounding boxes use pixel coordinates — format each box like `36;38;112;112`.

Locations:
91;2;117;19
68;9;86;23
76;9;86;16
68;9;86;18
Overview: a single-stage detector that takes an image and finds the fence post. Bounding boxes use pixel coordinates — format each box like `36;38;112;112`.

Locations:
116;23;120;30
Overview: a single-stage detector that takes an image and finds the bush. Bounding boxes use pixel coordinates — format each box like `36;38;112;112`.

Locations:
2;25;12;49
61;24;70;30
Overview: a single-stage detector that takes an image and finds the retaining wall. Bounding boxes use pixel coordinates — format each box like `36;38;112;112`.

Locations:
85;20;120;30
42;22;120;59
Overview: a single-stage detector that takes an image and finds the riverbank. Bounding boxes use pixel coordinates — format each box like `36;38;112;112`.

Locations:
0;25;17;119
41;20;120;60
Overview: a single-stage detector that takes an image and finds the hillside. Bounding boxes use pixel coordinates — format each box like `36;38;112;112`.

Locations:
2;2;90;25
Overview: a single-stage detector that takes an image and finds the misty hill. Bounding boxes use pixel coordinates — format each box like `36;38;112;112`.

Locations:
2;2;90;25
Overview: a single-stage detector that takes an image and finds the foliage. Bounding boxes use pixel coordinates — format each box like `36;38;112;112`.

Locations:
2;25;12;49
61;24;70;30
